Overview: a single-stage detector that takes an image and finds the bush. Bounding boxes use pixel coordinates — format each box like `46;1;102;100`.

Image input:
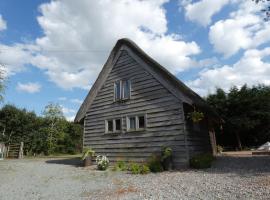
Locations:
189;153;215;169
96;155;109;170
129;163;150;174
112;160;128;171
148;155;163;173
140;164;150;174
129;163;141;174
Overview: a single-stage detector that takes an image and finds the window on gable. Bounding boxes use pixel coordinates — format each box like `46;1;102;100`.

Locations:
115;81;121;101
114;80;131;101
122;80;130;99
127;115;146;132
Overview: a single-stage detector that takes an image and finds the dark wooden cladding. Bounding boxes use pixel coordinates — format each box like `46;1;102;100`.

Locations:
84;50;189;168
78;39;215;169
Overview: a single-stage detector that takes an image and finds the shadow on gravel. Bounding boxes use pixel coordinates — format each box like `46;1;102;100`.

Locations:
207;156;270;175
45;158;83;167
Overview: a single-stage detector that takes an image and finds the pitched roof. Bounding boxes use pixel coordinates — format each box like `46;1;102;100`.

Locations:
74;38;218;123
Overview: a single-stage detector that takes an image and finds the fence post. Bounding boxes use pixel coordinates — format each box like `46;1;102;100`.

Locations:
19;142;24;159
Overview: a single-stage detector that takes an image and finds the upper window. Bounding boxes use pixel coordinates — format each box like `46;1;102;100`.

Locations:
114;80;131;101
127;115;146;132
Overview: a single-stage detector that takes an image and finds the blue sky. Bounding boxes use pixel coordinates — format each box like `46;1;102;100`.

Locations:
0;0;269;120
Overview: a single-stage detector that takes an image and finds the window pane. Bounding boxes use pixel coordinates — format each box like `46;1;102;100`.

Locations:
138;116;145;129
115;119;121;131
115;81;121;100
129;117;136;130
122;80;130;99
107;120;113;132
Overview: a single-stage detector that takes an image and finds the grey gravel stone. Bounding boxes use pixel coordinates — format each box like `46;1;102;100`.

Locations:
0;156;269;200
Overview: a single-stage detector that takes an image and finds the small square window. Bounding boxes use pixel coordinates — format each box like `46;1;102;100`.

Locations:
107;120;113;132
138;116;145;129
115;119;121;131
129;117;136;130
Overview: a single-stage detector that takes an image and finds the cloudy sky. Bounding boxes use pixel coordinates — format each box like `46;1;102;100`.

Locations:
0;0;269;120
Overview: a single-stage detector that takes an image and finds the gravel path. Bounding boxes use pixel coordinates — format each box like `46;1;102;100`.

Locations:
0;156;269;200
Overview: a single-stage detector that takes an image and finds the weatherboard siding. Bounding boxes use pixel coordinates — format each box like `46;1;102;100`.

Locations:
84;50;188;168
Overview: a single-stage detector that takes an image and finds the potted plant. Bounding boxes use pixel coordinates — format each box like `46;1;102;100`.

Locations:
161;147;173;171
187;109;204;123
81;148;95;167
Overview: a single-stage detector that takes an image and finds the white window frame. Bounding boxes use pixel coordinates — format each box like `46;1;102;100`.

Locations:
114;80;131;101
105;118;122;133
126;114;147;132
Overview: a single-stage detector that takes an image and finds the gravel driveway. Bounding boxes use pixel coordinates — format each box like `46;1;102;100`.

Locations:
0;155;269;200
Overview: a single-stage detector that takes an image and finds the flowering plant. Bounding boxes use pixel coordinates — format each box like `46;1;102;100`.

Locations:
96;155;109;170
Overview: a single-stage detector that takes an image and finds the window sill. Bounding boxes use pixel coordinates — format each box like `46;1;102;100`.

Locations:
103;131;122;136
126;129;146;133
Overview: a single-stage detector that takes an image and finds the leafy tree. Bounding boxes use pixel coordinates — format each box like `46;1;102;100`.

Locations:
0;103;82;156
43;103;65;154
0;66;5;102
253;0;270;21
207;85;270;149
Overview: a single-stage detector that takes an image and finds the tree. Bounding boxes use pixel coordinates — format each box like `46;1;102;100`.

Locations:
0;66;6;102
207;85;270;149
253;0;270;21
43;103;65;154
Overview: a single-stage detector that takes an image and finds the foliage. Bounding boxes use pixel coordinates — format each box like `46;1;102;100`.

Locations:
129;163;150;174
140;164;150;174
217;145;223;154
129;162;141;174
0;67;5;103
206;85;270;148
147;155;163;173
0;104;83;156
161;147;172;161
96;155;109;170
253;0;270;21
113;160;128;171
81;148;95;160
189;153;215;169
187;110;204;123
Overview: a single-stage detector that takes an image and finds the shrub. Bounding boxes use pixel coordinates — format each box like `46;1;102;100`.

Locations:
129;163;150;174
140;164;150;174
217;145;223;154
112;160;128;171
161;147;172;161
189;153;215;169
129;163;141;174
96;155;109;170
148;155;163;173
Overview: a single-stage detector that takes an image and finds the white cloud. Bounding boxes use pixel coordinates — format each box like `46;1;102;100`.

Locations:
0;15;7;31
209;1;270;57
60;105;76;115
16;82;42;93
28;0;201;89
70;98;83;104
66;115;75;122
58;97;67;101
183;0;230;26
187;47;270;96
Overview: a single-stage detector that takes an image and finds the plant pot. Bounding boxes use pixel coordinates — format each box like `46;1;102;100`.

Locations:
84;156;92;167
162;156;173;171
